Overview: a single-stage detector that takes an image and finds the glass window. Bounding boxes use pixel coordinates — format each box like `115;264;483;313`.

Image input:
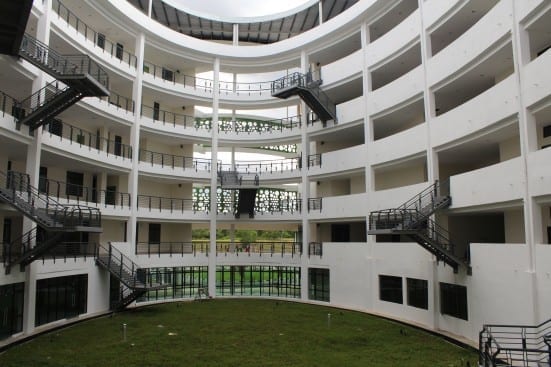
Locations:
308;268;329;302
35;274;88;327
407;278;428;309
216;266;300;298
138;266;208;302
379;275;403;304
66;171;84;197
440;282;468;320
0;282;24;340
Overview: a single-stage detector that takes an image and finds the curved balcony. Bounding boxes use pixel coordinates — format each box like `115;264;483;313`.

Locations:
308;144;366;177
136;241;209;257
322;50;363;89
41;120;133;170
218;157;301;182
369;182;429;211
366;9;420;69
368;65;423;117
307;193;367;220
449;158;524;209
422;0;462;31
528;148;551;197
139;104;211;142
522;49;551;108
217;115;301;145
427;0;511;88
136;194;209;221
50;0;137;77
138;149;212;181
79;91;135;124
430;76;517;149
37;177;131;218
370;124;427;166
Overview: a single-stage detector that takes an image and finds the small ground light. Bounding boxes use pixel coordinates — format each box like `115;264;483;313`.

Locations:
327;313;331;328
122;323;127;341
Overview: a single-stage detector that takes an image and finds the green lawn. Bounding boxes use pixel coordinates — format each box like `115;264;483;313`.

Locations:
0;299;477;367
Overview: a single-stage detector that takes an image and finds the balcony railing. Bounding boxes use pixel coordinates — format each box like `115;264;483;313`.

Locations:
42;119;133;159
40;242;97;262
38;177;131;209
308;242;323;257
218;157;301;175
136;241;209;256
137;195;204;213
308;198;322;212
138;149;212;172
308;154;322;168
216;242;302;257
98;91;135;113
52;0;138;68
0;90;22;126
218;116;301;133
141;104;197;129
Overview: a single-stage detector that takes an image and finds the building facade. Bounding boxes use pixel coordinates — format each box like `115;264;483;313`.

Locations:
1;0;551;346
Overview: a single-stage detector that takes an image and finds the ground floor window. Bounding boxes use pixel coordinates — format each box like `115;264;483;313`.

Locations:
407;278;428;309
216;265;300;298
440;282;468;320
138;266;208;302
379;275;403;304
308;268;329;302
36;274;88;327
0;282;24;339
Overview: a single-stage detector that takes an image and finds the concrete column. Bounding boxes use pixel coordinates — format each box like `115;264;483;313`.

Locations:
360;21;376;311
23;0;52;334
233;24;239;46
299;51;310;300
127;33;145;246
417;0;439;330
511;0;539;323
147;0;153;17
208;58;221;297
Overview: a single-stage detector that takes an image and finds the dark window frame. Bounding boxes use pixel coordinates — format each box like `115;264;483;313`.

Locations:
440;282;468;320
308;268;330;302
406;278;428;309
379;275;403;304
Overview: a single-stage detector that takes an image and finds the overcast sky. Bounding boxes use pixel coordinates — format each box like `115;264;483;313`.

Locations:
172;0;311;18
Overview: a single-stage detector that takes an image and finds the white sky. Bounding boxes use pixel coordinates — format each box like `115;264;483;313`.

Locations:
173;0;311;18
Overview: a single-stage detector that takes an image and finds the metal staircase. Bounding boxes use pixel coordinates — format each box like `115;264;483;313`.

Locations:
12;34;110;130
218;170;259;218
95;243;166;310
0;170;102;273
480;319;551;366
368;180;471;273
271;72;337;123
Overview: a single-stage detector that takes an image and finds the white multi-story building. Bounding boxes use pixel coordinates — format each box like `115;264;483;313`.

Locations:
1;0;551;352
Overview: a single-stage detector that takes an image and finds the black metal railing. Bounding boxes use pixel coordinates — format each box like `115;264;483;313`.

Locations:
20;33;110;90
217;157;301;175
0;170;102;229
138;149;212;171
308;154;322;168
480;319;551;366
215;242;302;256
135;241;209;256
38;177;131;209
96;243;145;289
398;179;450;214
17;81;71;117
308;198;322;212
137;195;197;212
308;242;323;257
40;242;97;262
52;0;137;68
43;119;132;159
0;91;26;130
141;104;196;128
99;91;134;113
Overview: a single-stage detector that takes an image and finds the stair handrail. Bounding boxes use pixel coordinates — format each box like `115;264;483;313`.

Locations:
1;170;101;229
397;179;451;214
16;81;69;117
19;33;109;90
97;243;145;289
479;319;551;366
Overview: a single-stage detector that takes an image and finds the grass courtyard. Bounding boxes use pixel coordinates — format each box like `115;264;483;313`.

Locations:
0;299;477;366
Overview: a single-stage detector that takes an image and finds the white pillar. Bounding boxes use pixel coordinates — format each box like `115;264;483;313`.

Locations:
318;1;323;25
510;0;539;323
233;24;239;46
208;58;221;297
127;33;145;246
299;51;310;300
23;0;52;334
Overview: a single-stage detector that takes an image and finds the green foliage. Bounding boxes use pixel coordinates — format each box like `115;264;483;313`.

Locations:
0;300;478;367
192;229;296;241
